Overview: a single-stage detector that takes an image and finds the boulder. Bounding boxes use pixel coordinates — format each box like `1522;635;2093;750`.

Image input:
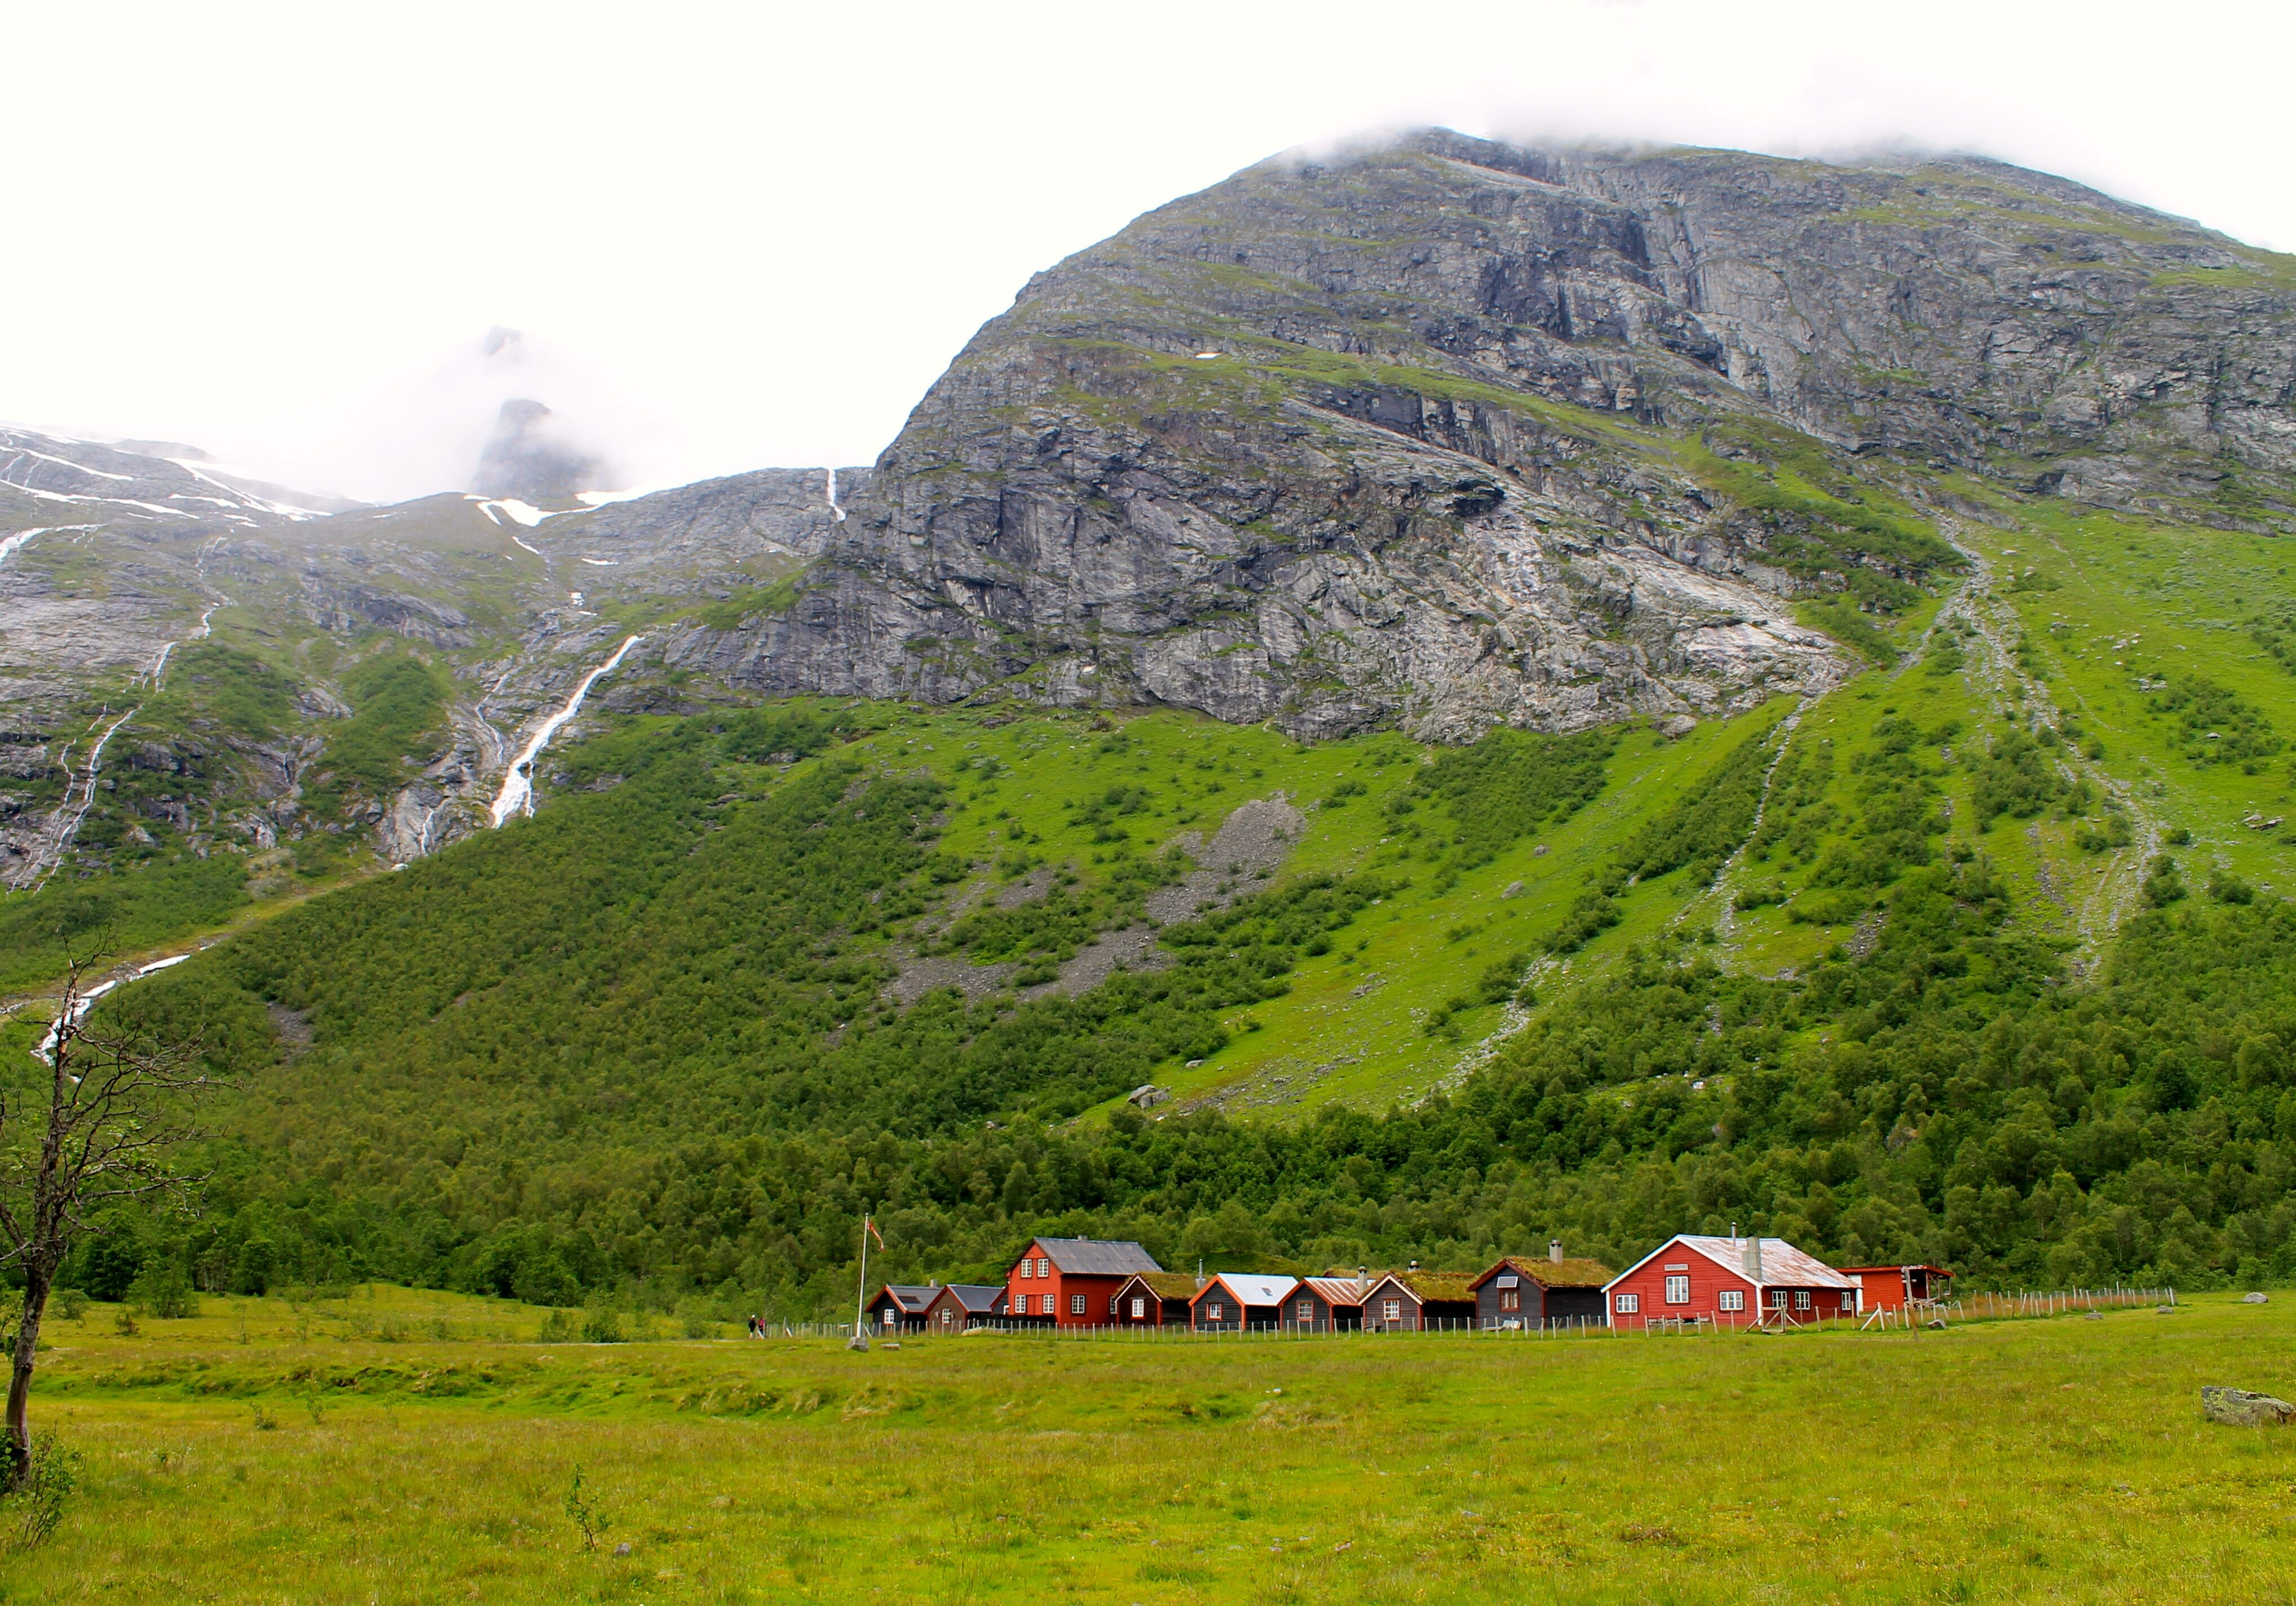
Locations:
1501;880;1524;899
2242;1292;2269;1304
1125;1083;1170;1109
2201;1386;2296;1427
1660;714;1699;740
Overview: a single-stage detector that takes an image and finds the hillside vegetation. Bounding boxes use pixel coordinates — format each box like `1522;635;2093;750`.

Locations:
6;473;2293;1322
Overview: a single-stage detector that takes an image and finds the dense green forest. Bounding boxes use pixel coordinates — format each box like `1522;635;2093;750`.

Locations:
31;695;2292;1320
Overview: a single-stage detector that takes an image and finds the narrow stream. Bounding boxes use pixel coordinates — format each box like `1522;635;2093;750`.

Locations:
33;952;191;1062
486;634;644;826
825;467;846;522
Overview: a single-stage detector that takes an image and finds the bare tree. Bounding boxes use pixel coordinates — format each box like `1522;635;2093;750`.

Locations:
1;956;223;1489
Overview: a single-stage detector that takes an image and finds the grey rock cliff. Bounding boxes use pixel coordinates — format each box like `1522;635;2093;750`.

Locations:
675;130;2293;736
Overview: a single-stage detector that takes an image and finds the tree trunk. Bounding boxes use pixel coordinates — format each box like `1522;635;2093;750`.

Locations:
6;1264;50;1491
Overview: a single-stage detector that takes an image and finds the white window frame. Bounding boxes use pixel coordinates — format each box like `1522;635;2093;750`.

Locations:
1663;1274;1690;1305
1718;1289;1744;1312
1070;1294;1087;1316
1208;1302;1224;1322
1614;1292;1640;1314
1383;1298;1403;1322
1130;1297;1145;1320
1795;1290;1812;1311
1019;1259;1033;1279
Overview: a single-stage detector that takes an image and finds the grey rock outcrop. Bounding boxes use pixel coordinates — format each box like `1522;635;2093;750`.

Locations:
677;130;2292;737
2201;1386;2296;1426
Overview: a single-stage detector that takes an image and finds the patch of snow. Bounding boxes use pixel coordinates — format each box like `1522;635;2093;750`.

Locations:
487;634;644;827
574;486;668;509
578;557;617;566
6;447;135;482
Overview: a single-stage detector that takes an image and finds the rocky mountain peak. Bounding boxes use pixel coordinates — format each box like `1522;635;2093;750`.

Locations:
472;398;608;502
660;129;2290;739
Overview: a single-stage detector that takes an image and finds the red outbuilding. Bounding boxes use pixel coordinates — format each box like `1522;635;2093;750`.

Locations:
1840;1264;1953;1313
1003;1236;1162;1328
1603;1234;1859;1330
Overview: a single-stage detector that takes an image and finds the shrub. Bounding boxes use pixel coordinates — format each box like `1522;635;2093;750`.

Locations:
2210;872;2257;906
0;1436;79;1554
126;1263;198;1320
580;1305;627;1344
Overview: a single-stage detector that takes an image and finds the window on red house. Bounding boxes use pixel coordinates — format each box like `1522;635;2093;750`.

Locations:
1664;1275;1689;1304
1037;1258;1049;1278
1795;1290;1811;1311
1070;1294;1085;1316
1019;1260;1032;1279
1615;1292;1640;1314
1719;1290;1744;1312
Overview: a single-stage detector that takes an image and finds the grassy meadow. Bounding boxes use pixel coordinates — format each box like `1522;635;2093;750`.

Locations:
8;1286;2294;1603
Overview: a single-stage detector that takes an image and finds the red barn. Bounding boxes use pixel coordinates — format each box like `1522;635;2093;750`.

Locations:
1840;1264;1953;1313
1603;1234;1858;1330
1003;1236;1162;1328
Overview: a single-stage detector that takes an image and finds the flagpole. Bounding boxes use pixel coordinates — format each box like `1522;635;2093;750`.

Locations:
849;1212;872;1352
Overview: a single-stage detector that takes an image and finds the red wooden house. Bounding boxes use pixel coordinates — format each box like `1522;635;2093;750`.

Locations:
1840;1264;1953;1313
1603;1234;1858;1329
1003;1236;1162;1328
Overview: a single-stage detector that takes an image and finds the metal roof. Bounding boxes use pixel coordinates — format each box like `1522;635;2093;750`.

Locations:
1606;1234;1858;1291
878;1285;941;1311
933;1284;1007;1313
1196;1273;1299;1307
1035;1237;1162;1276
1300;1277;1373;1306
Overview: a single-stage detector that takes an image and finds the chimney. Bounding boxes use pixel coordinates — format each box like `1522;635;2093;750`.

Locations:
1548;1239;1564;1264
1742;1235;1764;1283
1355;1264;1367;1297
1407;1259;1420;1273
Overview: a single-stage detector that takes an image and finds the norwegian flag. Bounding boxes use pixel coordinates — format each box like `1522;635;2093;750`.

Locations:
864;1215;885;1250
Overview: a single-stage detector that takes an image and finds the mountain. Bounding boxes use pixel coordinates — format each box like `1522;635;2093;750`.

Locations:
7;131;2296;1313
686;130;2295;736
0;424;865;908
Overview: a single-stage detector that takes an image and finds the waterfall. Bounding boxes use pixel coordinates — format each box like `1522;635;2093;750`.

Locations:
487;635;644;827
825;467;846;522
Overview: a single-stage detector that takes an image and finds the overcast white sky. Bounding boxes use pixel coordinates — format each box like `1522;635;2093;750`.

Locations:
4;0;2289;503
